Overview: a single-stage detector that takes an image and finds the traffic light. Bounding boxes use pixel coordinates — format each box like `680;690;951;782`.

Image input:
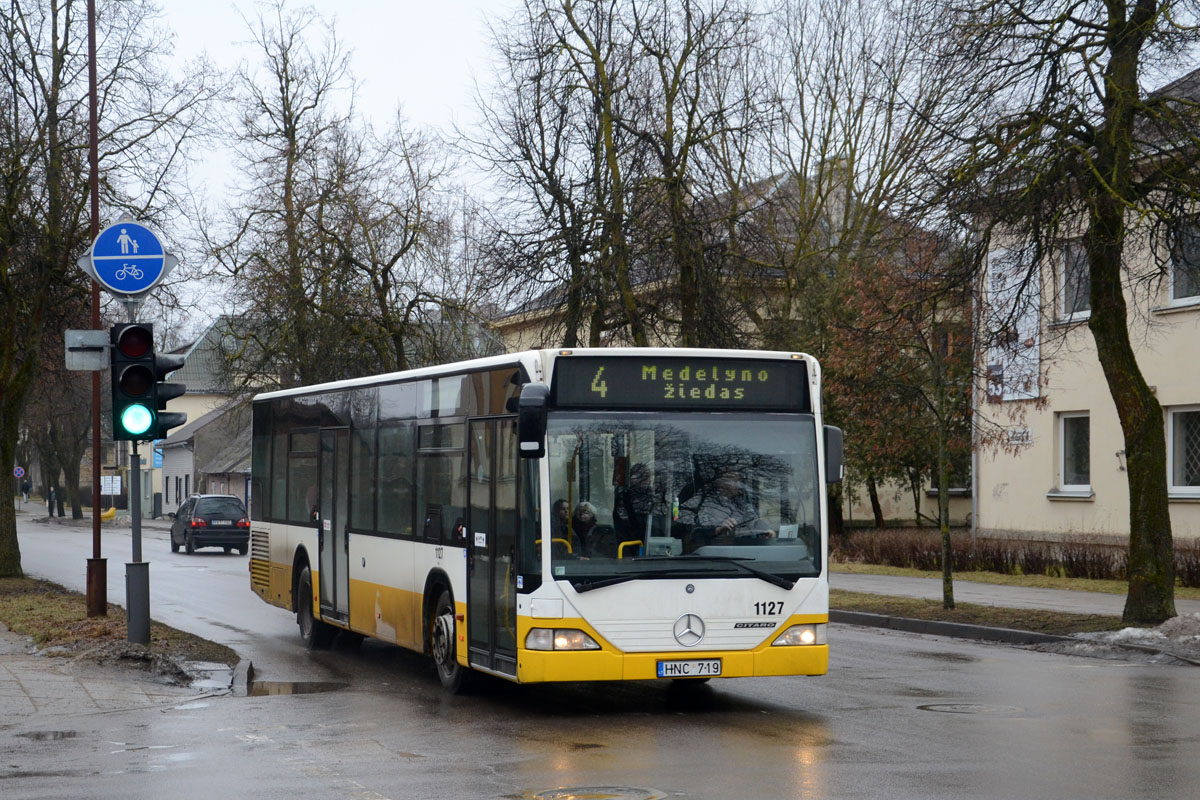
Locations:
152;349;188;440
109;323;188;441
111;323;156;441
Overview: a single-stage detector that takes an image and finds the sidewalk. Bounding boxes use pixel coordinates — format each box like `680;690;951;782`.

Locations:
0;624;221;726
2;507;237;727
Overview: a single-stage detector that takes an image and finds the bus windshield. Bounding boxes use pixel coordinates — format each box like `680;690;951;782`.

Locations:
545;412;822;590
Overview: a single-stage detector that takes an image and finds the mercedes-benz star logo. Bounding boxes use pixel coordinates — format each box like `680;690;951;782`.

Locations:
673;613;705;647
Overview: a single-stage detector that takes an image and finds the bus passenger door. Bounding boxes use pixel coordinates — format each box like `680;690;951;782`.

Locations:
318;428;350;623
466;418;518;676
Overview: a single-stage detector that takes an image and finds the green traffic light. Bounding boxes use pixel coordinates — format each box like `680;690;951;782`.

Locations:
120;404;153;436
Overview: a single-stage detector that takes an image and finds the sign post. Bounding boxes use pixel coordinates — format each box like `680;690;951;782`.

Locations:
13;466;24;509
75;213;179;642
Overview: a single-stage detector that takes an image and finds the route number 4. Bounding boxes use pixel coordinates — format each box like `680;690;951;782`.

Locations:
590;367;607;398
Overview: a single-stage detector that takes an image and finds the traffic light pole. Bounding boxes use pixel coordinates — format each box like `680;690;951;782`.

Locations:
126;441;150;645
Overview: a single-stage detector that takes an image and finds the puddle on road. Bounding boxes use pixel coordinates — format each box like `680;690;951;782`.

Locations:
908;651;979;664
247;680;348;697
523;789;668;800
16;730;78;741
918;703;1022;715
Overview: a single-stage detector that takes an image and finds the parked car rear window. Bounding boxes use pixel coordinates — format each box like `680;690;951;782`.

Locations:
195;498;247;517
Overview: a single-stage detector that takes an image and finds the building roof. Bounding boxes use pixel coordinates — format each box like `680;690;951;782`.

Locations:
160;405;225;448
199;421;251;475
167;315;239;394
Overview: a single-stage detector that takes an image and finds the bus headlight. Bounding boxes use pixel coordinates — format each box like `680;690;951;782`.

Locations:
525;628;601;651
772;623;827;646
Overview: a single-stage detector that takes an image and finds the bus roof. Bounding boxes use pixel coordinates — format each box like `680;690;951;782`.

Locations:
253;347;815;403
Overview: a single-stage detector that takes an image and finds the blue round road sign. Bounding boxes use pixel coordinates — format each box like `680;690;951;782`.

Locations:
13;466;24;479
90;221;166;295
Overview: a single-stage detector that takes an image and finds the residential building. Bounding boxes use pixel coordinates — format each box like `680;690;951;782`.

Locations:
975;70;1200;543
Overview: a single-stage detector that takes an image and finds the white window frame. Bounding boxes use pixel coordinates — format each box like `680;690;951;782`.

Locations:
1170;217;1200;305
1059;411;1091;492
1168;406;1200;497
1060;240;1090;321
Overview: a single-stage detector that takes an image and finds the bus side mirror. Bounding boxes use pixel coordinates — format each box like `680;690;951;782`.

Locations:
824;425;844;483
517;383;550;459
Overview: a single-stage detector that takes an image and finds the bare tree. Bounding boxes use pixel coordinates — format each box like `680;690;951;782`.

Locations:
0;0;216;577
475;0;771;347
828;225;976;607
469;0;607;347
208;1;356;389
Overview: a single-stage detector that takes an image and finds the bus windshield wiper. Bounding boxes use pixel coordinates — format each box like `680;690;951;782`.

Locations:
634;555;796;590
570;569;676;593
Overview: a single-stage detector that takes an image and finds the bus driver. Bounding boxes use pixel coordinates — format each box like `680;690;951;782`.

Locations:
680;467;775;540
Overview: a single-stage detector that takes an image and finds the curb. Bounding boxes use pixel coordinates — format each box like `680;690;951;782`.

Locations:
832;609;1080;645
231;659;253;696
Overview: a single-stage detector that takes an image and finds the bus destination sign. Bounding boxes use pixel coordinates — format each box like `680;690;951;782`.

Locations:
553;355;809;411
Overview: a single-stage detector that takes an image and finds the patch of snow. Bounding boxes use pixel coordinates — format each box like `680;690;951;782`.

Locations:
1069;613;1200;665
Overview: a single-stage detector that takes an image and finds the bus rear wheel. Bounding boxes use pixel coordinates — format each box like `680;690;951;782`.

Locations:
432;589;470;693
297;565;335;650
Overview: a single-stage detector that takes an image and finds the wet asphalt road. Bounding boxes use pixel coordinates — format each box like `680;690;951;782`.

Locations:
11;520;1200;799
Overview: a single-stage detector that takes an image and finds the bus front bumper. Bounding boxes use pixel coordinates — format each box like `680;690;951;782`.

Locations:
516;643;828;683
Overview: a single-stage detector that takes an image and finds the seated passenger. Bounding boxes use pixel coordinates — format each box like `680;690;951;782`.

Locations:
572;501;599;548
550;498;571;546
679;467;775;542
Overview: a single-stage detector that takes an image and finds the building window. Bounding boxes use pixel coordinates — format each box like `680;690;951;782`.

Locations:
1169;407;1200;496
1059;412;1090;490
1171;217;1200;303
1062;240;1090;319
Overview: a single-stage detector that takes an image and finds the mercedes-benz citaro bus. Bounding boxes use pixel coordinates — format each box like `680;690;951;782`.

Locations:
249;348;842;692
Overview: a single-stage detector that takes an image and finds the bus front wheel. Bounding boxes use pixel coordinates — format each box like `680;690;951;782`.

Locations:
432;589;470;693
297;565;335;650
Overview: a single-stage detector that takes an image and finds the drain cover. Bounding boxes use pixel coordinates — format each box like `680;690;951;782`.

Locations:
527;788;667;800
917;703;1021;715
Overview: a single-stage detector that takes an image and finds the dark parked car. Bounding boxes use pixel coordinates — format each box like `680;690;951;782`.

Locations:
171;494;250;554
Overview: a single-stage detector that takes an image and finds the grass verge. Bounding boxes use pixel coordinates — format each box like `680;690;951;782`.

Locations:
830;589;1127;636
0;576;238;667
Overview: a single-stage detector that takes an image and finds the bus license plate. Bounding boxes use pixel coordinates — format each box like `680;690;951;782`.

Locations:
657;659;721;678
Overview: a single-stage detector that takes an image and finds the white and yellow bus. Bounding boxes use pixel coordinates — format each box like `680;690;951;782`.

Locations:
249;348;841;691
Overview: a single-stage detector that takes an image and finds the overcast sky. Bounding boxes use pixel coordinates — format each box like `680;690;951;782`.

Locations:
159;0;517;134
150;1;520;336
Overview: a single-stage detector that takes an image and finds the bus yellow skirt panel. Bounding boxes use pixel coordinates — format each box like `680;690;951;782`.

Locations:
516;615;829;683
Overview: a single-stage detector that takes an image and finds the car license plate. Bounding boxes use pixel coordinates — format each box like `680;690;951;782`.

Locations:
657;658;721;678
212;519;232;526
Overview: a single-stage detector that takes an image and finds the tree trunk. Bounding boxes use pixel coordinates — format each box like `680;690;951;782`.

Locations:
1086;214;1175;624
0;436;22;576
867;474;885;528
1085;36;1176;625
63;457;83;520
937;425;954;610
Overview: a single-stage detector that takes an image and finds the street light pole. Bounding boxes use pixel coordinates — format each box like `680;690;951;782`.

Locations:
85;0;106;618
